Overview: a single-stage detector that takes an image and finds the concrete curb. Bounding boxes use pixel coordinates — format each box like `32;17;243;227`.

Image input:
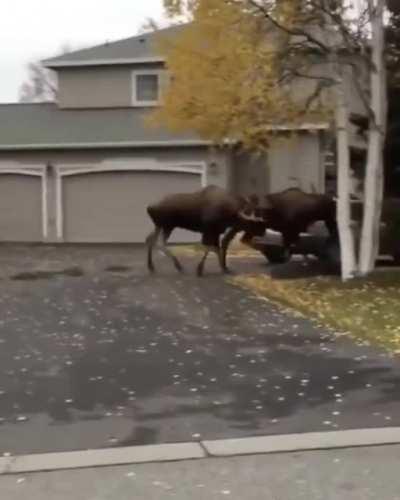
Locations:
203;427;400;457
0;442;205;475
2;428;400;475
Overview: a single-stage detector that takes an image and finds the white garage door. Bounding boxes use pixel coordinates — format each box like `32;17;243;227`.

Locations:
62;169;202;243
0;174;43;242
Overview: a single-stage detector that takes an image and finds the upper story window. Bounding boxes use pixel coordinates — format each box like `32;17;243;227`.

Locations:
132;70;163;106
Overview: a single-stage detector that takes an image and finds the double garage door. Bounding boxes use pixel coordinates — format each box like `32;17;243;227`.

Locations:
0;165;203;243
62;169;202;243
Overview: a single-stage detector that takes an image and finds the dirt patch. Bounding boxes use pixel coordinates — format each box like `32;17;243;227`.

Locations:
104;265;132;273
11;266;84;281
61;266;85;277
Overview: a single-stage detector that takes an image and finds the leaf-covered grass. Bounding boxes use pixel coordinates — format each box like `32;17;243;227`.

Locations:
232;272;400;353
172;243;261;258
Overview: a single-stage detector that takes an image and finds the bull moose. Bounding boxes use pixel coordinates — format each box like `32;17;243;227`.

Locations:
146;185;265;276
221;187;338;268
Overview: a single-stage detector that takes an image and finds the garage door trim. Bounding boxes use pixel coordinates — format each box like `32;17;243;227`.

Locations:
0;163;48;240
55;160;207;240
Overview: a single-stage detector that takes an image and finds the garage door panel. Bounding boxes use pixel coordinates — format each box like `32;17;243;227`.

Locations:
0;175;42;242
63;170;201;243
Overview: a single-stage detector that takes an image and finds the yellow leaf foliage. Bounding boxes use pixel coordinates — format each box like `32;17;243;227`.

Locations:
150;0;331;151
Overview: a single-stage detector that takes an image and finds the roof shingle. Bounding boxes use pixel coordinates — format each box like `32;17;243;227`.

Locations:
43;25;185;68
0;103;205;151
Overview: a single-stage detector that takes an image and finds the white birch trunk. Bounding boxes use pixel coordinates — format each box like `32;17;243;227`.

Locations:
359;0;386;275
323;7;359;281
335;74;358;280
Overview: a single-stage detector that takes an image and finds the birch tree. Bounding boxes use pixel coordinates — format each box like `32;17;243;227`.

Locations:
359;0;387;275
331;59;358;279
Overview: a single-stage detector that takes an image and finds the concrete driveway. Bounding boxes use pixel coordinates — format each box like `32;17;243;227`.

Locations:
0;245;400;456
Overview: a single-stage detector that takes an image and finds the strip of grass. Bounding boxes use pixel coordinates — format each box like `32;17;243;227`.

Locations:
232;272;400;353
172;243;261;258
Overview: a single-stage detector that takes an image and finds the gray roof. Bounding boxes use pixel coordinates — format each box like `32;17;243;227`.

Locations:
0;103;207;151
43;25;185;68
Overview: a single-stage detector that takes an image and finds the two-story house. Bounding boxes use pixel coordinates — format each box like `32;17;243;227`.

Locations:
0;25;367;244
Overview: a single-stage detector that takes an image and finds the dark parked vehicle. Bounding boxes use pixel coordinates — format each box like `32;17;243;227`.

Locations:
251;198;400;267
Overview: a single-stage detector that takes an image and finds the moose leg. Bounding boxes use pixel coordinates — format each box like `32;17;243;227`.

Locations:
159;228;184;273
197;232;220;277
197;248;210;277
325;217;339;242
146;227;161;273
196;246;221;277
221;227;239;272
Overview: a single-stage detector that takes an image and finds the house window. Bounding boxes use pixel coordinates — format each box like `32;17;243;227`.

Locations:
132;71;162;106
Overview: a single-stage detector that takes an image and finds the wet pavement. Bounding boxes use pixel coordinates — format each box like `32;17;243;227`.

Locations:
0;245;400;456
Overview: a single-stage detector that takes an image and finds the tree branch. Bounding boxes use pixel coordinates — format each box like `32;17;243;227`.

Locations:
245;0;331;53
304;79;330;111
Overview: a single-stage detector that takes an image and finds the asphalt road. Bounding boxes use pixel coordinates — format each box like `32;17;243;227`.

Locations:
0;245;400;456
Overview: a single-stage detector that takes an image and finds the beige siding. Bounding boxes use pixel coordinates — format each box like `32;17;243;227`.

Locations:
63;170;201;243
0;175;42;241
231;134;323;196
268;133;322;193
288;59;368;118
58;67;133;108
232;152;269;198
0;147;228;186
57;63;166;109
344;58;370;117
0;147;210;165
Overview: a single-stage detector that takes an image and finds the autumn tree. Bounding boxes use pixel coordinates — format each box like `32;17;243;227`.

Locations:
19;62;57;103
156;0;387;280
154;1;330;148
19;44;72;103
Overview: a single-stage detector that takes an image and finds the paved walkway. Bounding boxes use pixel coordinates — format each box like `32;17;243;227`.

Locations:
2;443;400;500
0;246;399;456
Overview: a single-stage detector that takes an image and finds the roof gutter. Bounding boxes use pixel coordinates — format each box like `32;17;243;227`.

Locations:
0;124;330;152
263;123;329;131
43;56;166;69
0;140;213;152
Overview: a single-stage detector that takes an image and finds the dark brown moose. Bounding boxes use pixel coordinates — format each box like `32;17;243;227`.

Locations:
146;185;265;276
221;187;338;267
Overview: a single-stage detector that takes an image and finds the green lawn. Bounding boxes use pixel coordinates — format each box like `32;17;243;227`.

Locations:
233;271;400;353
